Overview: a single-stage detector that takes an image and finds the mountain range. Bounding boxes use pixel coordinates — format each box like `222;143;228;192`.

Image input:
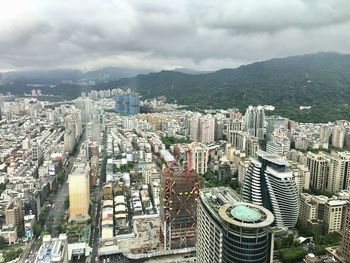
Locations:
1;52;350;118
110;52;350;110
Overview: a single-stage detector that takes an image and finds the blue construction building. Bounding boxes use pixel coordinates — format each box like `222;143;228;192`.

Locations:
114;94;140;115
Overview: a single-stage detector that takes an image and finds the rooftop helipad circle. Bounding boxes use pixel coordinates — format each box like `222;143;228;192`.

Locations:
231;205;262;222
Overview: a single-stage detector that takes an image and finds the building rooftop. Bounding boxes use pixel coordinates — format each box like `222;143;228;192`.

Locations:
201;187;274;228
231;205;262;222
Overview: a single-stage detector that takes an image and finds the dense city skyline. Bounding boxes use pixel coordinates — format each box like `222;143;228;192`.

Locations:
1;1;350;263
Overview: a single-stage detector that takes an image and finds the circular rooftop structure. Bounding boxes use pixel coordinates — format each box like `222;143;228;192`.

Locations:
218;202;274;228
231;205;262;222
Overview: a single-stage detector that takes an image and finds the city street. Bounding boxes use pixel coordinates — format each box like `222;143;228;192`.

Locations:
19;135;84;262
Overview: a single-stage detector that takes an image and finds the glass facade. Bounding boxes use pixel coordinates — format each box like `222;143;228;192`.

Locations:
114;95;140;115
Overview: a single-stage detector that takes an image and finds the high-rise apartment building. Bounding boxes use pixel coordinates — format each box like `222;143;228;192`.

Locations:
242;150;299;228
68;163;90;222
289;162;310;193
187;142;209;175
189;114;215;143
332;126;345;148
199;115;215;143
327;152;350;193
189;115;200;142
244;105;265;139
226;118;243;137
324;199;347;233
160;164;199;249
299;193;347;234
5;198;24;227
320;125;332;142
197;187;275;263
338;199;350;262
299;193;321;226
64;108;82;154
227;130;260;157
306;152;330;191
75;96;96;124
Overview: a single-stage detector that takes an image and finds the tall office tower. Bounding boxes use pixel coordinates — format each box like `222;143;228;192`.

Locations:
242;150;299;228
160;164;199;249
5;198;24;227
199;115;215;143
265;116;288;141
338;198;350;262
244;105;265;139
327;152;350;193
197;187;275;263
306;152;330;191
189;115;200;142
114;94;140;115
187;142;209;175
332;126;345;148
68;163;90;222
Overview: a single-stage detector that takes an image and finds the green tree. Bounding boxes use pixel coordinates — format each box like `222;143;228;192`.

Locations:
4;248;23;262
55;224;63;233
0;183;6;195
0;236;7;249
33;224;43;236
17;224;25;238
64;196;69;209
279;247;307;263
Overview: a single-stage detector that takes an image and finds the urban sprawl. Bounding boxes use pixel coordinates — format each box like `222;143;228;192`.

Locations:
0;88;349;263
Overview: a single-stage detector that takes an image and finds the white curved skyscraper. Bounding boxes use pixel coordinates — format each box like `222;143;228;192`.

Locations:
242;150;299;228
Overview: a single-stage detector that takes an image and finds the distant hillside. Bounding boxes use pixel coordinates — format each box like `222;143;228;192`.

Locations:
0;67;152;83
1;52;350;122
111;52;350;110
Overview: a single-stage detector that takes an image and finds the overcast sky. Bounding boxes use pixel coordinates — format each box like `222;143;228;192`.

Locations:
1;0;350;72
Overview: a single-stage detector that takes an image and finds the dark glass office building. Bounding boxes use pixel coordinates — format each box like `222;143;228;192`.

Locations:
197;187;275;263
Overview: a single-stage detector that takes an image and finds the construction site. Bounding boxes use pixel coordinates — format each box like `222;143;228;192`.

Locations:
160;162;199;250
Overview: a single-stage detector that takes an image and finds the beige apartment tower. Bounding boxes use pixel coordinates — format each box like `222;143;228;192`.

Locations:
5;198;23;227
69;163;90;222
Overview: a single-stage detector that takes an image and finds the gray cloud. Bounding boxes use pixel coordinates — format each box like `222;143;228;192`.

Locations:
0;0;350;71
